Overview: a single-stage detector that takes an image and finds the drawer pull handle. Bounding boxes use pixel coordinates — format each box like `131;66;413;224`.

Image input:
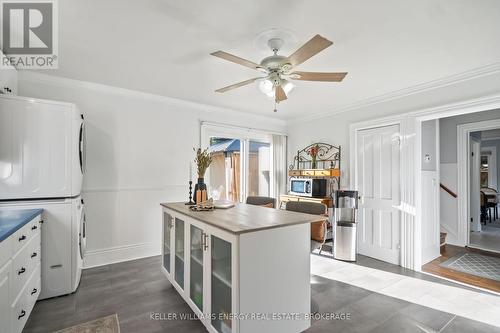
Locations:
39;220;44;224
31;252;37;258
18;310;26;320
50;264;63;269
18;235;26;242
18;267;26;275
31;225;38;230
31;288;37;295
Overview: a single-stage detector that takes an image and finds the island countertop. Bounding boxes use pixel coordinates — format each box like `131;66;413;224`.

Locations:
161;202;324;235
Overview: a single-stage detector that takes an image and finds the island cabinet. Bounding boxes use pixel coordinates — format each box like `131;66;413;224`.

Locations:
161;202;322;333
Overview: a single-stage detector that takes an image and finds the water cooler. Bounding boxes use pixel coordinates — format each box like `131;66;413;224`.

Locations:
333;190;358;261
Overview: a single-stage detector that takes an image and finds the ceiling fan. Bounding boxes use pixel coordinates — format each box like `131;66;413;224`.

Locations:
210;34;347;111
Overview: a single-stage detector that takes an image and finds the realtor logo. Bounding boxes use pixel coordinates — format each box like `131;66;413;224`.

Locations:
0;0;58;69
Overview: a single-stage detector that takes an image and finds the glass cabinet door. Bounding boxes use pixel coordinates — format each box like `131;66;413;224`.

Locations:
211;235;232;333
174;218;185;289
162;212;172;273
190;225;204;311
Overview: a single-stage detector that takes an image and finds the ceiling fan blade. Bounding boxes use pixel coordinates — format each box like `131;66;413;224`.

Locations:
290;71;347;82
286;34;333;67
211;51;260;70
215;77;261;93
275;85;287;103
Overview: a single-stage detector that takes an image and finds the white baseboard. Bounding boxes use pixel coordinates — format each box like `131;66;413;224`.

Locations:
83;242;161;269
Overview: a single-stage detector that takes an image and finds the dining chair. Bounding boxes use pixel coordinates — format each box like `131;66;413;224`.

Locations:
486;188;498;221
246;196;276;208
285;201;329;254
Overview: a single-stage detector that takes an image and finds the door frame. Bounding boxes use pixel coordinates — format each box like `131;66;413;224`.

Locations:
457;118;500;245
469;135;482;234
350;93;500;270
200;122;273;203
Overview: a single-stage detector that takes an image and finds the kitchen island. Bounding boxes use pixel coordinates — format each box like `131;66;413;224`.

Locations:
160;202;323;333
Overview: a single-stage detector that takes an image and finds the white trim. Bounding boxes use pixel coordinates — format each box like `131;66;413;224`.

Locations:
290;62;500;124
83;242;160;268
200;123;277;203
457;119;500;246
481;146;497;189
469;136;482;234
410;94;500;120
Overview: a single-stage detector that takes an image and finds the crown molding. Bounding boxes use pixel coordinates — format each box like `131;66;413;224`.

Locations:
288;61;500;125
482;136;500;142
18;71;288;129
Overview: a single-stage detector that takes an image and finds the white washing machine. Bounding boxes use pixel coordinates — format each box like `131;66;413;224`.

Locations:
0;197;86;299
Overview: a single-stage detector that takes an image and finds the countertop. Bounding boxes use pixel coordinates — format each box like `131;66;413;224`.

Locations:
161;202;324;235
0;209;43;242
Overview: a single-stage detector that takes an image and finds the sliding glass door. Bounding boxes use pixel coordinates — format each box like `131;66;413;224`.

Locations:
248;140;271;197
205;134;272;203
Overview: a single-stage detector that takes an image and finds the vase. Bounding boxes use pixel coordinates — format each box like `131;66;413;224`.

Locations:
311;158;317;169
193;177;207;203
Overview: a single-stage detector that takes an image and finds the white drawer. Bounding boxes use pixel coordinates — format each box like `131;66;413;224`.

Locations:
10;233;40;303
28;216;41;240
11;216;39;257
11;264;40;333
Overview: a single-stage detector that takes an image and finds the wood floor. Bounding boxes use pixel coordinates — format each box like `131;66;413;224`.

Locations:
422;244;500;293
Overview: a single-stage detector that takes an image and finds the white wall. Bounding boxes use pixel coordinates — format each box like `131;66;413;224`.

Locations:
18;72;286;268
421;120;438;171
440;109;500;163
288;70;500;187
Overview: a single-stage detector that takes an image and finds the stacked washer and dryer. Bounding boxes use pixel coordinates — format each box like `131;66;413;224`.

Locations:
0;94;86;299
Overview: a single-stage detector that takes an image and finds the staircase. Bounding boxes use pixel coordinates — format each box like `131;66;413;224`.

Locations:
440;232;447;253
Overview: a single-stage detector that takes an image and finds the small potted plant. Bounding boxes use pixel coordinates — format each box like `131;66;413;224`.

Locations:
193;147;212;203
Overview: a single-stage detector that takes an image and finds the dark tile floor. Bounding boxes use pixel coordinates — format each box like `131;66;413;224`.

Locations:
24;256;499;333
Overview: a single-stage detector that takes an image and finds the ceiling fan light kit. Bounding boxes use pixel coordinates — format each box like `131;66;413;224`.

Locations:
211;34;348;112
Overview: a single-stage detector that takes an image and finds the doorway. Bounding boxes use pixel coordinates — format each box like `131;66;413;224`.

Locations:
468;129;500;253
420;113;500;292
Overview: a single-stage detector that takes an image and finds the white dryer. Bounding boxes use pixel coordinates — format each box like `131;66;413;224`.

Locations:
0;94;84;200
0;197;86;299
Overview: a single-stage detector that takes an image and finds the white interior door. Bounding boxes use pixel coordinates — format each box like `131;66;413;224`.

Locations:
356;124;401;265
469;137;481;233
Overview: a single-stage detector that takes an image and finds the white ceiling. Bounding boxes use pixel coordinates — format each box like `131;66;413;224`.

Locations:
47;0;500;119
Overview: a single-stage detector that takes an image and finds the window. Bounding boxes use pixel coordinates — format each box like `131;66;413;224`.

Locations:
201;123;282;203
